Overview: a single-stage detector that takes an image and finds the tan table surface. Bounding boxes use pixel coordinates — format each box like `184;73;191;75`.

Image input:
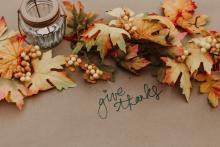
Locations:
0;0;220;147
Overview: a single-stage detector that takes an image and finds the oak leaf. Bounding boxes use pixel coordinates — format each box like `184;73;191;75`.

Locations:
161;57;192;101
26;50;76;96
74;23;130;59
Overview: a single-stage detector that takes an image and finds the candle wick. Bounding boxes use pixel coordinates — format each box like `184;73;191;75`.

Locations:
34;0;41;18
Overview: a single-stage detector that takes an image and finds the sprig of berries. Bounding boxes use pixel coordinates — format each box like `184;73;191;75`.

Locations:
84;64;104;81
192;36;220;54
65;54;110;83
13;45;42;82
117;9;137;34
65;54;82;67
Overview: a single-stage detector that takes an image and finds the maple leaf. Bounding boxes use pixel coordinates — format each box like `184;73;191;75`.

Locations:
117;45;151;73
63;0;98;41
73;23;130;59
162;0;208;34
144;15;186;47
26;50;76;96
161;57;192;101
132;15;184;47
162;0;197;24
185;43;213;74
195;73;220;107
0;35;25;79
201;81;220;107
125;44;139;60
0;17;18;41
126;57;150;71
180;15;208;34
0;79;28;110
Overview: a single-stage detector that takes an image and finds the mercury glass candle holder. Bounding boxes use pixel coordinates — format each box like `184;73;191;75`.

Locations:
18;0;66;49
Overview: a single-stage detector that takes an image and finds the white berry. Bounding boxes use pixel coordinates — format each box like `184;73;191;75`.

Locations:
71;57;76;62
90;76;95;81
205;43;211;49
181;55;186;60
184;50;189;56
90;69;95;74
93;73;99;79
21;52;26;57
88;65;93;70
24;56;30;61
36;51;42;56
34;45;40;50
26;72;32;76
68;60;74;65
20;77;26;82
74;62;79;66
77;58;82;63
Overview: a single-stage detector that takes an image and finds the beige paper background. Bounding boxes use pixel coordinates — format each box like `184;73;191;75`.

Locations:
0;0;220;147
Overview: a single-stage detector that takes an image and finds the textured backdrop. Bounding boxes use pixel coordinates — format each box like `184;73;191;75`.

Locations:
0;0;220;147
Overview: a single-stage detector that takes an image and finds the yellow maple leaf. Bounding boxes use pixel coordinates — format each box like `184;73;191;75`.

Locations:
132;15;184;47
0;35;25;79
74;23;130;59
0;79;28;110
162;0;208;34
195;73;220;107
161;57;192;101
26;50;76;96
186;43;213;74
179;15;208;34
162;0;197;23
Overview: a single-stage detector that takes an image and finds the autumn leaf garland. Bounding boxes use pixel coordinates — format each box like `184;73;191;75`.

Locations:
0;0;220;110
64;0;220;108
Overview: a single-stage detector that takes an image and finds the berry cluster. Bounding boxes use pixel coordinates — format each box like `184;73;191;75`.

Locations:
13;45;42;82
192;36;220;54
65;54;110;83
84;64;104;81
65;54;82;67
119;9;137;34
